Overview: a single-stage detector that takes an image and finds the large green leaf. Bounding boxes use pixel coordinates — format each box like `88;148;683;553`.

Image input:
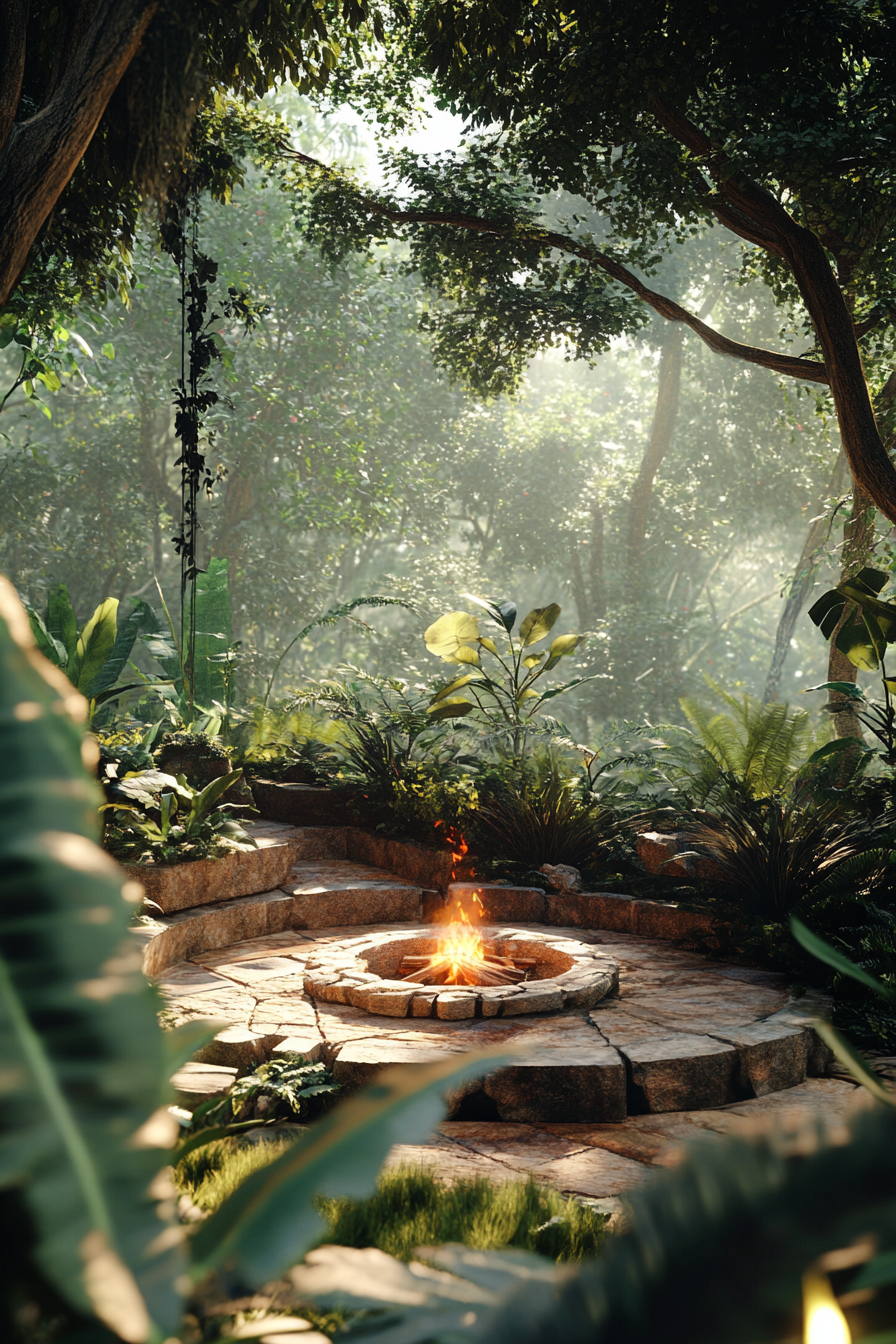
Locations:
424;611;481;662
808;568;896;671
188;558;233;707
427;697;476;720
131;598;183;686
191;1051;510;1284
188;769;243;827
46;583;78;663
84;599;146;698
69;598;119;694
430;672;483;704
25;605;67;668
790;916;895;1000
543;632;581;669
0;575;183;1338
519;604;561;647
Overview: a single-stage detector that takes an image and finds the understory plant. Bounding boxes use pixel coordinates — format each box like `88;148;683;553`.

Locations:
295;670;478;840
474;770;623;885
679;789;896;967
101;766;255;864
317;1166;607;1263
424;595;596;731
24;582;166;721
191;1055;341;1128
13;568;896;1344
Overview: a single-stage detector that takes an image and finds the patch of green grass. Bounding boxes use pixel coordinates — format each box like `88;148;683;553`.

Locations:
317;1164;607;1262
175;1143;606;1263
175;1135;298;1214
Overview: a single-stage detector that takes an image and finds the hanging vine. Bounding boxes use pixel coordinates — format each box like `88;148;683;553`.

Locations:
161;194;261;713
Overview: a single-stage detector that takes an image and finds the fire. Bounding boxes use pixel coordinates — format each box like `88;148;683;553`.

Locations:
399;896;531;987
433;901;486;984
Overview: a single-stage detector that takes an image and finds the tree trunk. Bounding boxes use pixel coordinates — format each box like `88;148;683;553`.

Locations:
763;449;847;702
627;325;684;589
827;480;875;740
571;500;606;628
0;0;158;305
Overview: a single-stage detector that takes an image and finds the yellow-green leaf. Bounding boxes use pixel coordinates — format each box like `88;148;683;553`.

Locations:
549;633;580;658
478;637;499;655
519;604;561;647
523;654;545;669
424;611;480;662
453;644;481;666
516;688;540;703
430;672;482;704
427;698;475;719
69;599;118;692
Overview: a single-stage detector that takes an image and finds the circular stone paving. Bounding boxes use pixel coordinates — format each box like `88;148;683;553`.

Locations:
301;927;619;1019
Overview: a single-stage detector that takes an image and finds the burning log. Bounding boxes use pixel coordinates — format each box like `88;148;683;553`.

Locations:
397;953;535;987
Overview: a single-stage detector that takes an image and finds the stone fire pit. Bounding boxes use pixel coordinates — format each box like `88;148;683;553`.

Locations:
302;927;618;1019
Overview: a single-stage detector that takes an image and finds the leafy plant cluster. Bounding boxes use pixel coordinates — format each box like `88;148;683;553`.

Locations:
192;1055;341;1130
100;767;255;866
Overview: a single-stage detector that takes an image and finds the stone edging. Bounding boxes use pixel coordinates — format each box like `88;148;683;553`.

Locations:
302;928;619;1018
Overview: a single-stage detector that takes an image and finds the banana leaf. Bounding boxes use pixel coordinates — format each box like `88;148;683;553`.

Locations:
0;574;183;1339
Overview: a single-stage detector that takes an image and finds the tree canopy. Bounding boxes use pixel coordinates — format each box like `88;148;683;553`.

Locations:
0;0;384;308
308;0;896;523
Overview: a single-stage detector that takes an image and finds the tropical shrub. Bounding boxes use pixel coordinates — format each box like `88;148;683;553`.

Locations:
100;767;256;865
191;1055;341;1128
424;595;595;729
296;671;478;841
679;792;896;969
473;772;623;885
24;581;161;721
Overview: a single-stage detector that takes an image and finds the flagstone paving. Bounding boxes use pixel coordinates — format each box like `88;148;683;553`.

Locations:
158;919;831;1124
144;832;875;1206
381;1078;871;1214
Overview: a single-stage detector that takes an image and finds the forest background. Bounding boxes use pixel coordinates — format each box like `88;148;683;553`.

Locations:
0;85;857;738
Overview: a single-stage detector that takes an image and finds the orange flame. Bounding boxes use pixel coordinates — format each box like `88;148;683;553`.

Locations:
436;901;486;983
434;821;470;883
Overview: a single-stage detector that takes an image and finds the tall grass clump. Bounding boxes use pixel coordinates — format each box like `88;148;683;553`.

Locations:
316;1165;606;1262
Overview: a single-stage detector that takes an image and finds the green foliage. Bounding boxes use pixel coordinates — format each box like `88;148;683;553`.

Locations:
175;1134;300;1217
425;596;593;728
474;773;622;885
296;670;479;840
809;566;896;674
23;583;155;720
193;1056;341;1129
189;1050;511;1285
101;767;255;865
318;1166;606;1263
0;575;182;1337
681;792;896;961
310;1105;896;1344
262;594;418;710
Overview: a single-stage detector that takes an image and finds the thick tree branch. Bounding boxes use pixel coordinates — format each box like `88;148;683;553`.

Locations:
648;97;896;527
328;187;828;384
44;2;99;107
0;0;159;306
0;0;29;154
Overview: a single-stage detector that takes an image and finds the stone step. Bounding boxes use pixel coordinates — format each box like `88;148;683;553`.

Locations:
285;860;422;927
